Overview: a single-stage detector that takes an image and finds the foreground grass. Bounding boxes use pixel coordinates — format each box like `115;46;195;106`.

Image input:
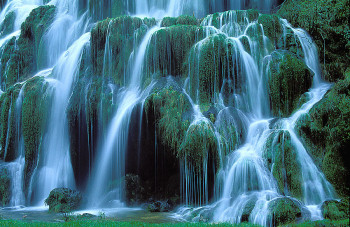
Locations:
0;219;348;227
0;220;258;227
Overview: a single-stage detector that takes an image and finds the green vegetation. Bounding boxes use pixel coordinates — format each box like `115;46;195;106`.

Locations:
296;69;350;196
91;16;156;85
258;14;282;46
22;76;51;192
145;87;191;154
145;25;204;79
0;220;262;227
0;11;15;37
278;0;350;82
263;130;303;199
267;197;305;226
0;5;56;89
179;121;218;172
0;167;10;206
268;52;312;117
322;200;348;221
188;34;230;108
45;188;83;213
0;84;22;161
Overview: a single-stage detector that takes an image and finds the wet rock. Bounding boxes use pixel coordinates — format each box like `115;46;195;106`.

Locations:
45;188;82;213
144;199;172;212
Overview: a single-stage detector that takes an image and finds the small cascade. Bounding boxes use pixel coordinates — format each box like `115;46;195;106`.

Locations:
30;32;91;204
87;25;160;207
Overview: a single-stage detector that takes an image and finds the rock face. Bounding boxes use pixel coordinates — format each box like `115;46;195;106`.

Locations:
45;188;82;213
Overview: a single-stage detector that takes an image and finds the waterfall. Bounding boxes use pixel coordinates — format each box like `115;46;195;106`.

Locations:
87;25;160;208
0;0;340;225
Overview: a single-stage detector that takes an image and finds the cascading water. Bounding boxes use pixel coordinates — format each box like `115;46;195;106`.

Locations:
87;24;160;207
0;0;342;225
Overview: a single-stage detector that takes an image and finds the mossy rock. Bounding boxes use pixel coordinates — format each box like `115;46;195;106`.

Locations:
321;200;348;220
278;0;350;82
267;197;306;226
145;86;192;154
0;167;11;207
176;15;198;26
91;16;156;85
188;34;235;107
0;84;22;162
45;188;82;213
0;5;56;89
179;121;219;172
258;14;282;46
295;70;350;196
268;52;313;117
263;130;303;200
161;17;177;27
145;25;204;79
0;11;15;37
22;76;51;193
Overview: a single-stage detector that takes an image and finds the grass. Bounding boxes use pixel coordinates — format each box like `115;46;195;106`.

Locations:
0;220;258;227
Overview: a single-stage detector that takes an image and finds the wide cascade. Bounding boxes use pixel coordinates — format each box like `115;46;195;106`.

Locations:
1;0;348;226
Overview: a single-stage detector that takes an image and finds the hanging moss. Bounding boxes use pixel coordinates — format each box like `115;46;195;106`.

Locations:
179;121;219;172
296;69;350;196
176;15;198;26
268;52;313;117
188;34;234;110
0;84;22;161
91;16;156;85
22;76;51;192
145;87;192;154
145;25;204;80
161;17;177;27
0;11;15;37
0;5;56;89
267;197;305;226
258;14;282;46
278;0;350;82
0;167;10;207
263;130;303;200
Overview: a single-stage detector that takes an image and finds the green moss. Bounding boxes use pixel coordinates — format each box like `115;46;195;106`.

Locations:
188;34;232;107
268;52;313;117
161;17;177;27
145;25;204;80
176;15;198;26
45;188;82;213
22;76;51;192
258;14;282;45
145;87;191;154
278;0;350;82
91;16;156;85
321;200;348;220
296;69;350;196
246;9;259;22
0;84;22;162
267;197;303;226
0;11;15;37
263;130;303;200
0;167;10;206
0;5;56;89
179;121;218;172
